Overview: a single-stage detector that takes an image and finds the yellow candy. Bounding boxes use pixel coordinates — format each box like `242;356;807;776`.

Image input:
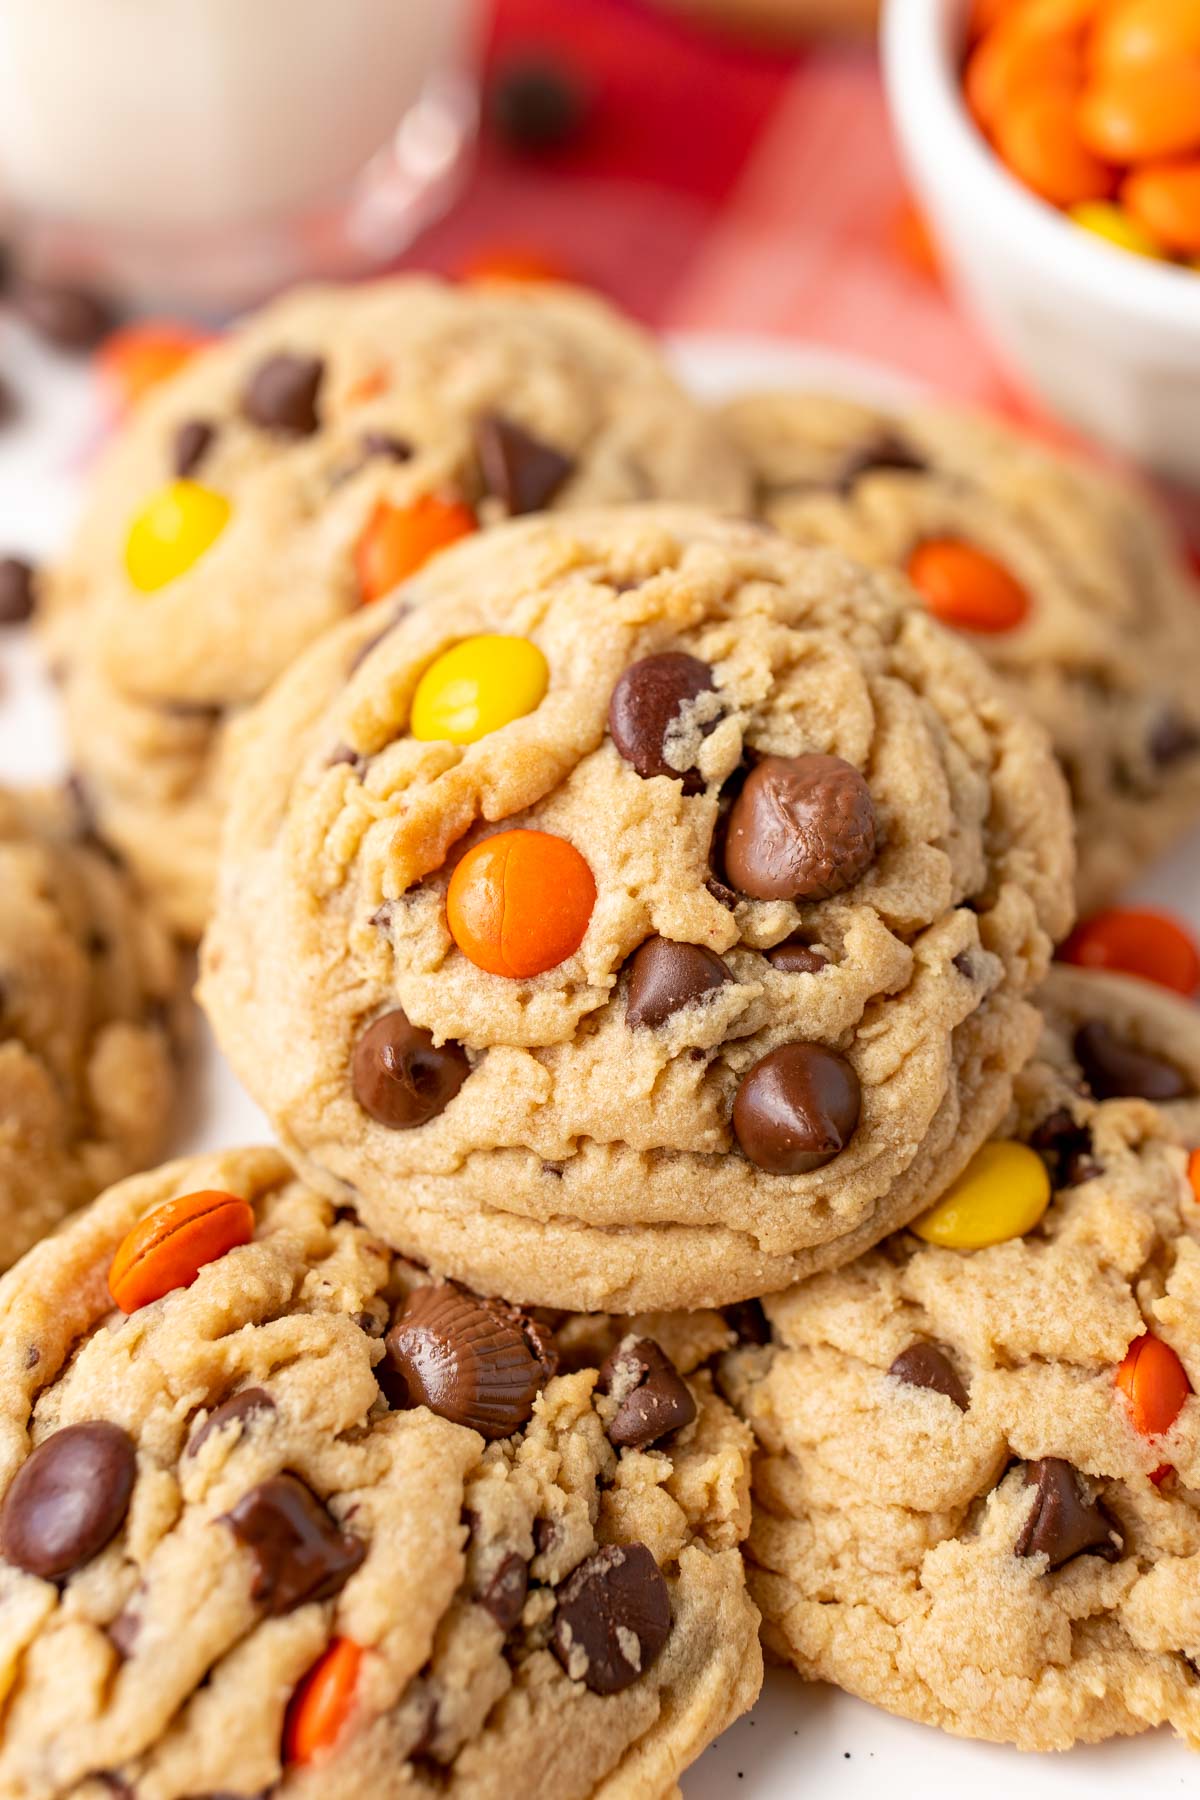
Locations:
410;634;549;744
125;480;231;592
1069;201;1166;260
910;1141;1051;1250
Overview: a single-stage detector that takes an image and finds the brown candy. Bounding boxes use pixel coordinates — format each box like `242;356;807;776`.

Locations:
732;1043;861;1175
186;1387;275;1458
598;1337;697;1449
352;1008;470;1129
766;938;827;975
552;1542;671;1694
383;1283;556;1439
173;419;215;479
1014;1458;1124;1571
0;556;36;624
1073;1020;1189;1103
608;652;717;794
0;1422;137;1580
222;1473;364;1615
624;936;732;1029
888;1342;969;1411
241;352;323;436
724;754;876;902
474;412;574;514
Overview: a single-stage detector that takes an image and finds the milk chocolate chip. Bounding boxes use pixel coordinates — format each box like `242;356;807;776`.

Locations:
241;352;323;436
383;1284;556;1439
1;1422;136;1579
187;1388;276;1458
223;1473;364;1615
552;1542;671;1694
625;936;732;1029
723;754;876;901
352;1009;469;1129
1013;1458;1124;1570
1073;1020;1189;1102
732;1043;861;1174
0;556;36;625
173;419;215;479
767;938;827;974
608;653;716;793
475;412;574;514
598;1337;697;1449
889;1342;968;1411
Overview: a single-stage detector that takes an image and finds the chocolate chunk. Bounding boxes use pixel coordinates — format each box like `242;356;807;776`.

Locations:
1014;1458;1124;1571
222;1473;364;1615
1073;1020;1189;1103
723;1299;771;1346
173;419;215;479
767;938;827;975
474;412;574;514
1028;1108;1098;1188
599;1338;697;1449
491;59;588;153
706;876;739;910
107;1606;141;1658
13;278;115;350
732;1043;861;1175
0;556;36;624
382;1284;557;1439
241;352;323;437
352;1008;470;1129
724;754;877;902
0;1422;136;1579
186;1388;275;1458
477;1550;528;1630
361;429;413;463
889;1342;968;1411
552;1542;671;1694
608;653;717;794
625;936;732;1029
835;433;926;493
1149;711;1200;769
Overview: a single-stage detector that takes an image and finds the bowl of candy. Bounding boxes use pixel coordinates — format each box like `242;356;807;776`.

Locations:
882;0;1200;486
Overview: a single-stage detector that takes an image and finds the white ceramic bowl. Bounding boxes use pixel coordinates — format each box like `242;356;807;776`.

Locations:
882;0;1200;486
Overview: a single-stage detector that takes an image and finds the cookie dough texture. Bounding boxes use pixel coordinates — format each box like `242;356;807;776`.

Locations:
723;972;1200;1750
0;1148;760;1799
201;506;1073;1312
722;390;1200;910
0;785;182;1269
48;277;751;938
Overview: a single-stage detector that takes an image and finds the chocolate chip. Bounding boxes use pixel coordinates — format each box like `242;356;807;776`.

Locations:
608;653;717;793
13;278;115;350
107;1606;141;1658
222;1473;364;1615
552;1542;671;1694
835;433;926;494
173;419;215;479
241;352;323;437
724;754;877;902
1073;1020;1189;1103
888;1342;968;1410
0;1422;137;1579
732;1043;861;1175
474;413;574;514
382;1284;557;1439
352;1009;470;1129
767;938;827;975
186;1388;275;1458
476;1550;528;1630
22;1345;39;1370
1149;711;1200;769
361;429;413;463
1028;1108;1098;1188
706;876;739;910
952;950;976;980
1013;1458;1124;1570
624;936;732;1030
723;1299;771;1346
598;1338;697;1449
491;59;588;153
0;556;37;624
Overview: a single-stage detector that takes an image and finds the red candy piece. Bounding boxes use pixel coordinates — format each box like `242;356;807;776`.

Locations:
1059;906;1200;996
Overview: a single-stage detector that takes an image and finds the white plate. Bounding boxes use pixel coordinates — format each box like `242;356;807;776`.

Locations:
0;326;1196;1797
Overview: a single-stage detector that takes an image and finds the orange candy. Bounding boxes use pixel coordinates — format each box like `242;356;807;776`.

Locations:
354;496;477;603
109;1190;255;1314
98;322;215;412
447;829;596;978
994;88;1117;203
1078;63;1200;163
460;245;575;285
966;24;1084;132
1116;1331;1192;1437
1091;0;1200;73
906;538;1031;633
1122;157;1200;250
1188;1145;1200;1204
284;1638;363;1766
1058;906;1200;995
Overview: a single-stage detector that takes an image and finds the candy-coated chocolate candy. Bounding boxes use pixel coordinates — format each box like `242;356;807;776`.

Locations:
966;24;1084;133
109;1189;255;1313
124;480;230;592
1122;158;1200;252
911;1140;1052;1249
1092;0;1200;72
98;322;214;412
354;495;477;603
1078;64;1200;163
906;538;1031;633
1059;906;1200;995
447;829;596;977
1189;1145;1200;1204
994;88;1117;205
284;1638;363;1766
460;245;576;284
410;634;549;744
1116;1331;1191;1439
1069;198;1166;255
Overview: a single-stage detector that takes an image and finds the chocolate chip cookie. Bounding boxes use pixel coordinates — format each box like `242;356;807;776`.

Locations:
722;967;1200;1750
722;390;1200;910
0;1147;760;1796
0;783;183;1269
200;506;1074;1312
47;277;751;938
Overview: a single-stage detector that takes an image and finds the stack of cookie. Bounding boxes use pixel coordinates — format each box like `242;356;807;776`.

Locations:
0;275;1198;1796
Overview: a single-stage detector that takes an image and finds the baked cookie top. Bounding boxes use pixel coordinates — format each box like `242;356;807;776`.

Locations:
721;390;1200;911
0;784;183;1268
48;277;750;936
0;1147;760;1800
722;966;1200;1751
200;506;1073;1312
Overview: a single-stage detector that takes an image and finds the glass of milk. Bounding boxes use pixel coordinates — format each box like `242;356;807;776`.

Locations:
0;0;483;309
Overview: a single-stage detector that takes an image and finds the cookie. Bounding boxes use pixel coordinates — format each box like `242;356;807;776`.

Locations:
48;277;751;938
199;505;1073;1312
0;1147;761;1798
0;783;183;1268
722;967;1200;1750
721;390;1200;910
